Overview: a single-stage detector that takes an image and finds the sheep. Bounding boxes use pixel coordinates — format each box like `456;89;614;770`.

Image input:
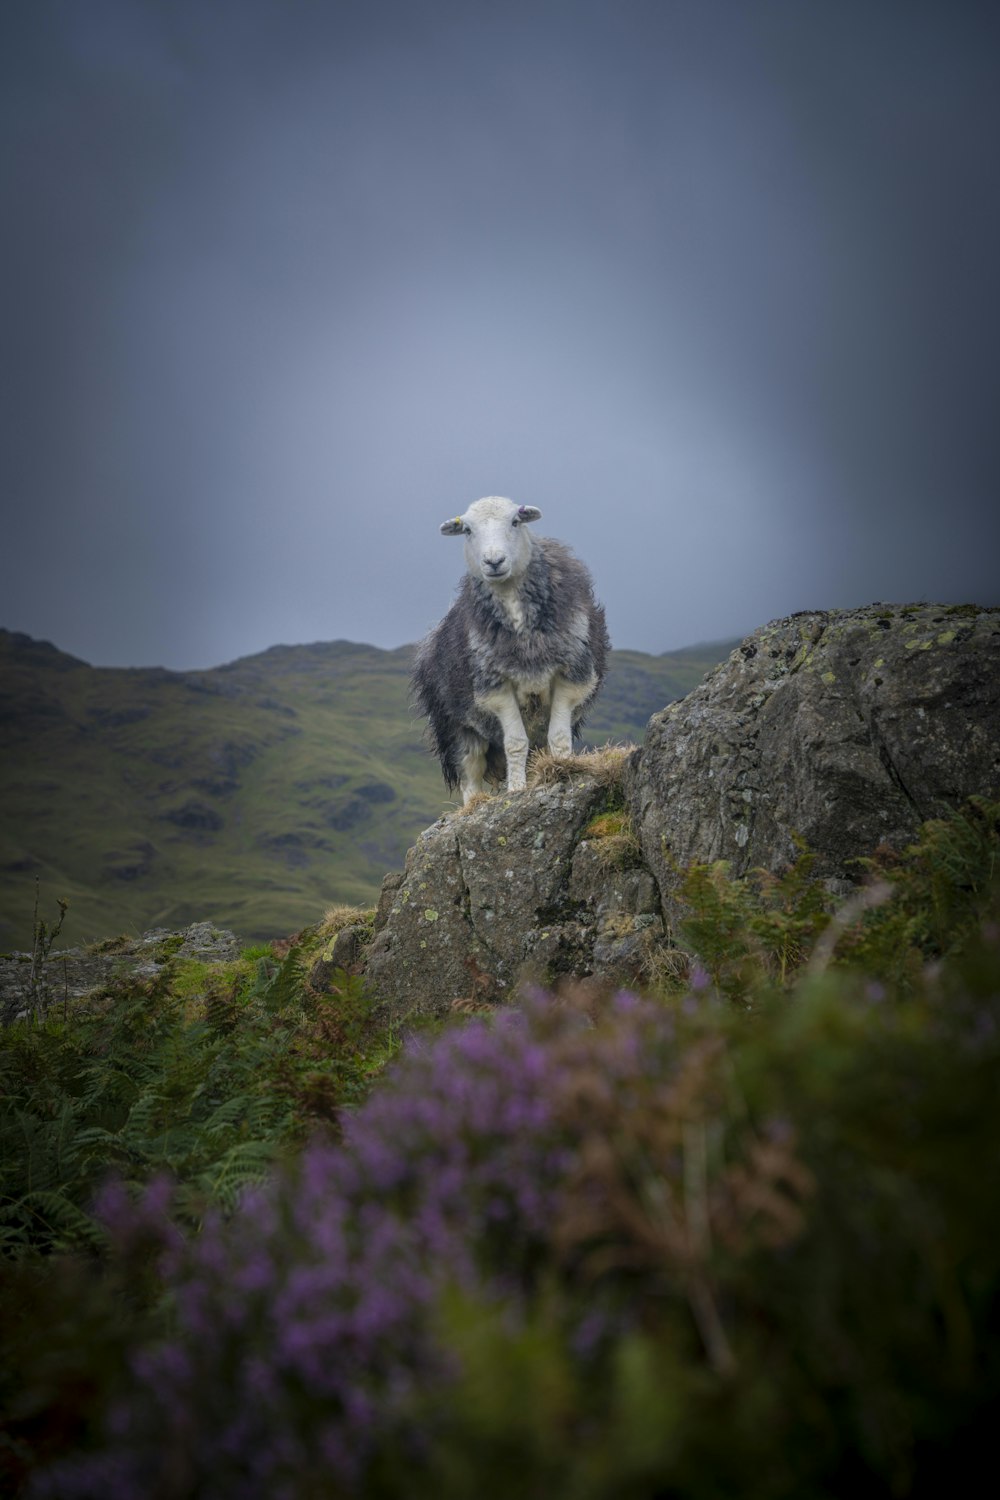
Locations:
412;496;610;804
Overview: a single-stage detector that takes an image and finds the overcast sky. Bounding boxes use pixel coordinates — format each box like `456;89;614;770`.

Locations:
2;0;998;670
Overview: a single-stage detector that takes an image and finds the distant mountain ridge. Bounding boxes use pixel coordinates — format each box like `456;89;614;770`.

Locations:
0;629;738;945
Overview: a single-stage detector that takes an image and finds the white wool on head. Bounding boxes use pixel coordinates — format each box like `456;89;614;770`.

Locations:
444;496;541;586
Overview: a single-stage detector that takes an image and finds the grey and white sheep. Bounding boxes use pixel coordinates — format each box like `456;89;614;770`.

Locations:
412;496;610;803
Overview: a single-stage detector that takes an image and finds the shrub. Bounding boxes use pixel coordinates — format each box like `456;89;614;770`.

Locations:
0;939;397;1259
673;798;1000;1001
27;925;1000;1497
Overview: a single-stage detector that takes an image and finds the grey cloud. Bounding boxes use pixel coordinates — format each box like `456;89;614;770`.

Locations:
1;0;997;668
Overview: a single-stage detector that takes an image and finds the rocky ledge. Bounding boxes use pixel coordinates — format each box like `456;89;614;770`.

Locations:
366;602;999;1017
0;922;240;1027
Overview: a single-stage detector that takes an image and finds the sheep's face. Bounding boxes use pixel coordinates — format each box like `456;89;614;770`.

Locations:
440;496;542;585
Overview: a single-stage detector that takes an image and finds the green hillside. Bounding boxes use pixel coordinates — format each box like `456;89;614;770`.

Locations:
0;630;737;946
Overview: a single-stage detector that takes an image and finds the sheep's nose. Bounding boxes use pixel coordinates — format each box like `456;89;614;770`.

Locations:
484;555;506;572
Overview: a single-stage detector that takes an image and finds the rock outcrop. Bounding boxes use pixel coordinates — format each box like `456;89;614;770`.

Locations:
365;770;662;1017
630;603;1000;928
366;603;999;1015
0;922;240;1026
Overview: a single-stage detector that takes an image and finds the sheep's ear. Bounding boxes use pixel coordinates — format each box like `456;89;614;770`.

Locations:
440;517;466;536
517;505;542;523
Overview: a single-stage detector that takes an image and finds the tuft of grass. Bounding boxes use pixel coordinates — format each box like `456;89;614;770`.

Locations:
83;933;134;955
581;808;643;871
641;942;693;990
240;942;275;962
451;791;493;817
528;742;636;791
317;904;374;942
584;810;630;839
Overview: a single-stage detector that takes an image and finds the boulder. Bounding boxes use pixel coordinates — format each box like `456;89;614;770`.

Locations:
628;603;1000;932
365;771;662;1018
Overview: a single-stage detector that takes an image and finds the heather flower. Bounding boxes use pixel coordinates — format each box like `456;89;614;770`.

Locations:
35;991;784;1497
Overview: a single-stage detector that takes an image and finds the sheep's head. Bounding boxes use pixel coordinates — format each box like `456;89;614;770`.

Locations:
440;496;542;585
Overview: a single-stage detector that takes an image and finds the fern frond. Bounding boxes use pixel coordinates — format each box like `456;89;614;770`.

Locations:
1;1188;105;1254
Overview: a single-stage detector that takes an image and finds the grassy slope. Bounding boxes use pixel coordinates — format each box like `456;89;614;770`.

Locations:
0;630;737;946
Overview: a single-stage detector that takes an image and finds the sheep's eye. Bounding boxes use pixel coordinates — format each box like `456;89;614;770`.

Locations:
511;517;520;527
462;526;471;536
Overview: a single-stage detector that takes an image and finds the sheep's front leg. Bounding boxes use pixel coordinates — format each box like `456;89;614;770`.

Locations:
478;687;530;793
547;674;597;758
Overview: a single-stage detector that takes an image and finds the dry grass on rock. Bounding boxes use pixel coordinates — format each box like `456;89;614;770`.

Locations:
642;942;694;992
581;808;643;870
445;744;637;815
450;791;493;817
528;742;636;792
316;905;375;945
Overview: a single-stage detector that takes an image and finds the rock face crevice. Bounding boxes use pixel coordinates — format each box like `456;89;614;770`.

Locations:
366;603;999;1016
869;727;925;820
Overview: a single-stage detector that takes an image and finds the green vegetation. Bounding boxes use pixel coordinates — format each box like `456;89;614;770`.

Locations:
24;880;69;1022
0;801;997;1496
0;915;397;1260
582;807;644;871
674;797;999;999
0;630;735;945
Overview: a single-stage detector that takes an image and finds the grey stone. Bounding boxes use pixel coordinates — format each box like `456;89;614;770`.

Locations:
627;603;1000;934
373;870;405;933
174;922;241;964
309;922;368;989
0;921;242;1025
365;774;642;1017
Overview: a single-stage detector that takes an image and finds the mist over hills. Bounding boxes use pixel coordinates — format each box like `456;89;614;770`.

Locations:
0;629;737;946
